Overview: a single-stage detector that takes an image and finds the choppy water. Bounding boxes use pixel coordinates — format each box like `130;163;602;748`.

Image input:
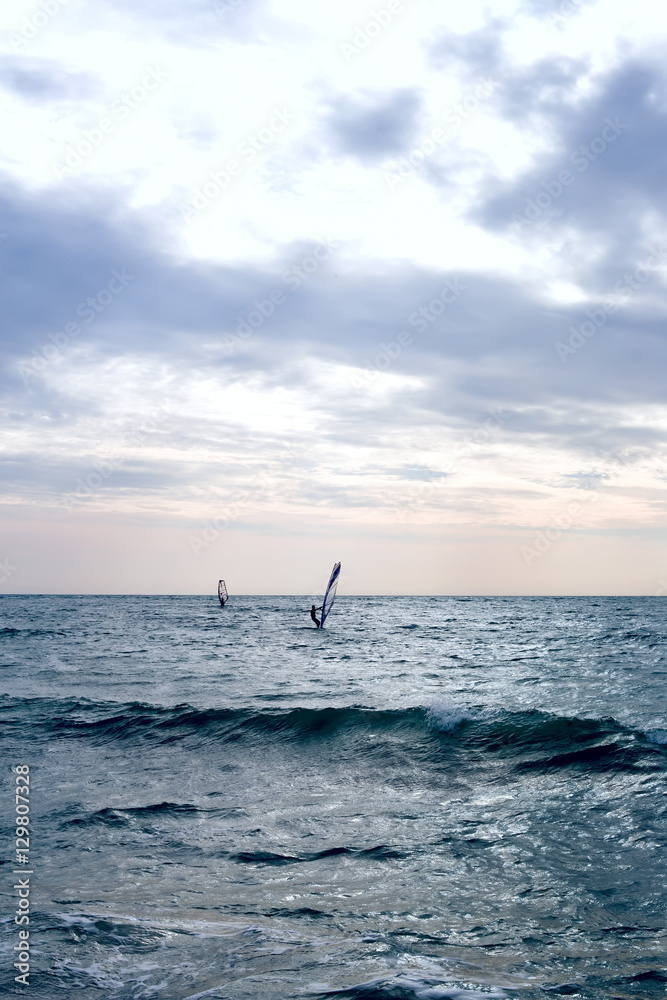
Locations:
1;595;666;999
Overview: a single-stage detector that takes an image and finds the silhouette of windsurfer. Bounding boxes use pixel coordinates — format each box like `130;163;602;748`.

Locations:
310;604;322;628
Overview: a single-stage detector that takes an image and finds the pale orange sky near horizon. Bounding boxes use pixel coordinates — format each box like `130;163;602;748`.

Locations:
3;505;666;595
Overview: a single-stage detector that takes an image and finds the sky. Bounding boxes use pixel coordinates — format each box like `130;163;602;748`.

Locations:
1;0;667;595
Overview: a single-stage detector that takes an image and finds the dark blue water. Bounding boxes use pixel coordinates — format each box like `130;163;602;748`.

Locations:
1;595;666;999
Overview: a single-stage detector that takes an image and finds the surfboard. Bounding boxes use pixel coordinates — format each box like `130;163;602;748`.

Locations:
217;580;228;606
320;562;341;627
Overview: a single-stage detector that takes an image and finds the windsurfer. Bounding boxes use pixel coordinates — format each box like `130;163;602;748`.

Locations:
310;604;322;628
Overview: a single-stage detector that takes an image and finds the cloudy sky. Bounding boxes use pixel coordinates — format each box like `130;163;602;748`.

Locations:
1;0;667;594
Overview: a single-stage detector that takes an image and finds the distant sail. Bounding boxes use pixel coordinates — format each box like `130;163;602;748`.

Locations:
218;580;228;606
320;562;341;627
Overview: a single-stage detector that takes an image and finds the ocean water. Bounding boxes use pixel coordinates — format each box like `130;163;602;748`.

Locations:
1;594;666;1000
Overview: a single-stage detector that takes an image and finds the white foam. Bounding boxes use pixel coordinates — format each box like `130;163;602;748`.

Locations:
427;700;483;732
416;989;506;999
645;728;667;744
339;972;506;999
180;988;228;1000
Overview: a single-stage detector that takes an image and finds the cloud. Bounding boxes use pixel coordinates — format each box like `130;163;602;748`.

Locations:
519;0;594;16
495;56;587;124
465;59;667;306
1;34;667;534
83;0;268;45
325;89;423;162
429;20;506;78
0;57;100;102
3;174;667;447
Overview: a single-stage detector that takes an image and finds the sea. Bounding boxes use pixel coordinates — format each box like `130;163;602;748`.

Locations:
1;595;666;1000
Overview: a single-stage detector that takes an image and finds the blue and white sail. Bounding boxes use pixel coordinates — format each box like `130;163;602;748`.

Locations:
320;562;341;627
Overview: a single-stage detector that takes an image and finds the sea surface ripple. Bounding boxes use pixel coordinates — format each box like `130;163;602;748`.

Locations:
0;595;665;999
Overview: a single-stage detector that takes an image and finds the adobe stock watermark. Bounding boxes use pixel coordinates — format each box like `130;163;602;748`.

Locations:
520;501;588;566
62;403;171;514
555;245;667;363
395;407;507;521
547;0;588;30
180;108;294;221
0;557;17;586
18;268;134;384
52;67;168;179
214;0;246;17
222;238;339;355
351;276;466;388
385;79;497;191
13;764;32;987
188;472;272;554
188;439;301;554
512;117;628;233
8;0;69;52
520;461;625;566
339;1;403;64
656;578;667;597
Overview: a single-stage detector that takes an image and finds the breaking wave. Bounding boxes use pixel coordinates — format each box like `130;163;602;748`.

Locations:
3;695;665;775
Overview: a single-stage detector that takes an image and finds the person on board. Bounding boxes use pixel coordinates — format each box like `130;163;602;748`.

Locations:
310;604;322;628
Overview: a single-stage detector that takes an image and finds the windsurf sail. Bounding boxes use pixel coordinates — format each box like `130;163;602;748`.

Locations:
217;579;228;606
320;562;341;627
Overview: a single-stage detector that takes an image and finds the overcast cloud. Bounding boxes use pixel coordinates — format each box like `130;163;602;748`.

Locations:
1;0;666;593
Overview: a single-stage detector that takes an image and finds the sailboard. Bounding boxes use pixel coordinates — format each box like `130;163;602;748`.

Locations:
320;561;341;627
217;579;228;606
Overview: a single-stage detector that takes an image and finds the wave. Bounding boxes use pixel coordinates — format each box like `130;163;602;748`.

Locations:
0;626;67;638
64;802;202;827
314;973;507;999
427;701;485;731
2;696;665;775
227;845;406;865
